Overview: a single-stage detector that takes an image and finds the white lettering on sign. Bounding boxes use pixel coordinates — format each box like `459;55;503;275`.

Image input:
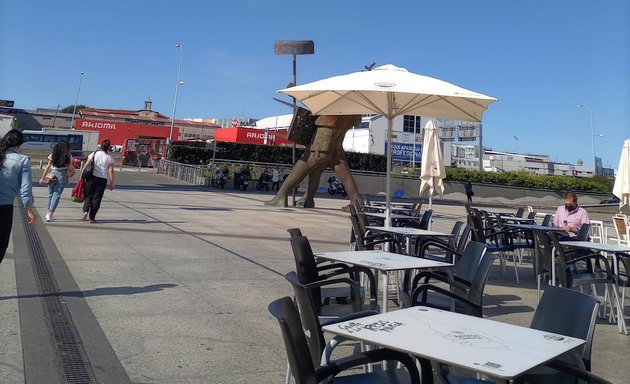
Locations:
246;132;266;139
81;121;117;130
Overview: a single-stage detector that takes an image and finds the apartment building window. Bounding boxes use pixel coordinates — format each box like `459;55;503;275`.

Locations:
402;115;422;133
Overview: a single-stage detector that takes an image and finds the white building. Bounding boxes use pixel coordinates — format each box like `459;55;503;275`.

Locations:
253;113;607;178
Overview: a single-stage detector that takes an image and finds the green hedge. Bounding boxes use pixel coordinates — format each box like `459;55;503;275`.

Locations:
167;143;612;193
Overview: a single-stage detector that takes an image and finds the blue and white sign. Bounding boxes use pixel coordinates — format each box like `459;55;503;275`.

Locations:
385;142;422;163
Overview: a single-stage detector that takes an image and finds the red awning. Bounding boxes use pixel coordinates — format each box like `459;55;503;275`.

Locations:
214;127;293;146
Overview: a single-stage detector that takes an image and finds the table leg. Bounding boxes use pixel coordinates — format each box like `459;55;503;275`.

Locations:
382;272;389;313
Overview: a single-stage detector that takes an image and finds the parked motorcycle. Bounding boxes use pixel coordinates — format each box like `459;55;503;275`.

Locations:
233;172;250;190
256;171;271;192
327;176;347;197
211;170;227;189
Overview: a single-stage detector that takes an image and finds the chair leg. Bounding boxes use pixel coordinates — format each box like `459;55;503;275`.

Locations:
285;360;292;384
513;252;520;285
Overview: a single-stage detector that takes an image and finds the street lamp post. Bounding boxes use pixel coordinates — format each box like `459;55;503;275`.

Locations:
577;104;594;168
169;43;184;144
69;71;84;130
274;40;315;206
514;135;519;153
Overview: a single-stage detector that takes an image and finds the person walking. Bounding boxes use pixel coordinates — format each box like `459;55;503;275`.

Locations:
464;180;474;203
0;130;37;262
271;167;280;192
81;139;115;223
40;141;75;222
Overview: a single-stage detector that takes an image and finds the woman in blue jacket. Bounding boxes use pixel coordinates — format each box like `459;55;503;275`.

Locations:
0;130;37;262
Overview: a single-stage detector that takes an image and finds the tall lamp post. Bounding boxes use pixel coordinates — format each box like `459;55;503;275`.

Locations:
169;43;184;144
69;71;84;130
274;40;315;206
576;103;594;168
513;135;519;153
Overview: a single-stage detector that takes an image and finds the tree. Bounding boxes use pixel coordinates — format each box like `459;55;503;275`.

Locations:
61;104;88;114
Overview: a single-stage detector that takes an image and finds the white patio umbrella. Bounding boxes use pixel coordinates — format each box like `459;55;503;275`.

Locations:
419;120;446;215
278;64;496;226
613;139;630;212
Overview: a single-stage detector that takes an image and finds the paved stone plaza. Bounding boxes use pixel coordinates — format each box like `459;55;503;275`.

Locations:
0;167;627;383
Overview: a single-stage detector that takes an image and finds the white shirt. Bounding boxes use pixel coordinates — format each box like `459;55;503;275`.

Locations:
88;151;115;179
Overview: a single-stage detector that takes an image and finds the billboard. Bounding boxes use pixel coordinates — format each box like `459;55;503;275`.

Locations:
385;142;422;164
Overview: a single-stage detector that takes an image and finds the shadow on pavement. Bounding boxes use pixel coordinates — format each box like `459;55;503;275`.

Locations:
0;283;178;301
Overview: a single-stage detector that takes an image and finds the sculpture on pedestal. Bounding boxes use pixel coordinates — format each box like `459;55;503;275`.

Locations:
265;112;362;209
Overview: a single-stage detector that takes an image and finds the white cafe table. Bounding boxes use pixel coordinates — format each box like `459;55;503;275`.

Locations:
558;241;630;334
315;250;452;312
364;205;414;214
322;306;585;380
366;226;453;255
498;216;536;223
370;201;415;208
363;212;422;224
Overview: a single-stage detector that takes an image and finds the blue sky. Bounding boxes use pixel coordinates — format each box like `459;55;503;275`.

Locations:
1;0;628;169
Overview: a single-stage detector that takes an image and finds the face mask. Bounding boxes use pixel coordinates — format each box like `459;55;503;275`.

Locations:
565;204;576;212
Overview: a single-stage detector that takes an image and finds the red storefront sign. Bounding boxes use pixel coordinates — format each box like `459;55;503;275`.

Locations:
75;118;177;147
214;127;293;146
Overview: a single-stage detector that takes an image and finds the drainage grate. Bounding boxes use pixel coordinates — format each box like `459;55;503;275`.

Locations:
23;214;97;384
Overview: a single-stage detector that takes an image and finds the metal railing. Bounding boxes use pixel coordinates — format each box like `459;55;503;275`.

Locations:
158;160;208;185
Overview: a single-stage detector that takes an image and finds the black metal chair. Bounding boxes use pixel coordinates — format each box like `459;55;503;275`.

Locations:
289;235;378;308
268;296;421;384
410;252;497;317
548;233;621;325
350;215;402;253
469;213;519;283
400;241;487;308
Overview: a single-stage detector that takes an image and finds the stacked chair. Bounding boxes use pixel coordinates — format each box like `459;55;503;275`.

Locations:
288;234;379;314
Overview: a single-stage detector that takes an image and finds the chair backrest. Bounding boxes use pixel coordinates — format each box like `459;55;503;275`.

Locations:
530;286;598;370
547;233;574;288
467;252;497;314
450;220;464;239
456;225;472;253
349;216;367;250
515;207;525;217
287;228;303;238
588;220;604;243
468;213;486;243
527;211;537;219
453;241;487;284
289;236;322;302
284;272;327;369
612;215;629;244
419;209;433;230
541;214;553;227
532;230;553;275
268;296;318;383
576;223;591;241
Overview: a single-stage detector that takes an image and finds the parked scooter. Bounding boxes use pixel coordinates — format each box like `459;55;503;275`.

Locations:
327;176;347;197
256;170;272;192
233;170;250;190
211;170;227;189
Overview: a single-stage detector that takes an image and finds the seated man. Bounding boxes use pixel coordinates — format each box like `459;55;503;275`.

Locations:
552;191;590;240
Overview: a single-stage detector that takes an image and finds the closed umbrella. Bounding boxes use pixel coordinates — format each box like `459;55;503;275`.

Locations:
419;120;446;214
613;139;630;211
279;64;496;226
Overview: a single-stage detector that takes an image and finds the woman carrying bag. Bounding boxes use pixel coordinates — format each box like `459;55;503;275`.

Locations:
80;139;115;223
40;141;75;222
